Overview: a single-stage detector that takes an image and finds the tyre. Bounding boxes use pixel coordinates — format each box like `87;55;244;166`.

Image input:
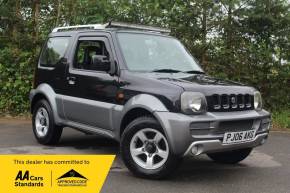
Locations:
32;99;63;145
207;148;252;164
120;116;181;179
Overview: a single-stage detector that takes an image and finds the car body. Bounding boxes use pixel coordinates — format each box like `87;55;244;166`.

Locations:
29;22;271;179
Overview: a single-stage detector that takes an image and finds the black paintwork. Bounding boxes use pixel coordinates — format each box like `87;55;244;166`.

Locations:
34;29;256;113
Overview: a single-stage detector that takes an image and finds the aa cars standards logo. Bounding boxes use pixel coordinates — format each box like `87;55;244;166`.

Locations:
56;169;88;187
14;170;44;187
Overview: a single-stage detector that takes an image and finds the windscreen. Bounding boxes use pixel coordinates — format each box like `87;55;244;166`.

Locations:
117;33;203;72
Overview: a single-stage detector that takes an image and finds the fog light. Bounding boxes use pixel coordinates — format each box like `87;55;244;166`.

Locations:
191;146;199;155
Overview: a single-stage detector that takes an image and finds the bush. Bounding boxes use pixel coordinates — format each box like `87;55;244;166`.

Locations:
272;110;290;129
0;47;34;114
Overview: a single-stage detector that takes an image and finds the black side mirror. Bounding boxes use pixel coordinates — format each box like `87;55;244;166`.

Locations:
56;57;68;72
58;57;68;66
91;55;111;72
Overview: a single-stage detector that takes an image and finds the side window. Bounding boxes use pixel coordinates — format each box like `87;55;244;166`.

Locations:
74;40;110;71
39;37;70;67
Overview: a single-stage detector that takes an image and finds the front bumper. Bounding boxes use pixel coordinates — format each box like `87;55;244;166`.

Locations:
154;110;271;156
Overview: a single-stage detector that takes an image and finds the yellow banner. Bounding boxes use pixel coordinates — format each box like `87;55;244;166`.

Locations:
0;155;115;193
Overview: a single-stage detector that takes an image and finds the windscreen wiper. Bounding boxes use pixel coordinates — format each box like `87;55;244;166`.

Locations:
152;69;182;73
183;70;205;74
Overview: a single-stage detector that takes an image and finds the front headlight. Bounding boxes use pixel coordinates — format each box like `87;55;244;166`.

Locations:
181;92;207;114
254;91;262;110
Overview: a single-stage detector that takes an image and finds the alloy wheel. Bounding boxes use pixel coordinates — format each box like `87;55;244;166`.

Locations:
130;128;169;170
35;107;49;137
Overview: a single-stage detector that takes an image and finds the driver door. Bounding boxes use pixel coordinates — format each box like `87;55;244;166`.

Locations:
62;36;119;130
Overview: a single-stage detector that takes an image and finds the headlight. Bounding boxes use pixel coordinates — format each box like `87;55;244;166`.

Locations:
181;92;207;114
254;91;262;110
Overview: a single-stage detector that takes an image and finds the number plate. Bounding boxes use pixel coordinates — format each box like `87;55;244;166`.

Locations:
223;130;256;144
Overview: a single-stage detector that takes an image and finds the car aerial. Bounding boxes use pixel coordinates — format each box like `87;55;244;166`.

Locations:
29;22;271;179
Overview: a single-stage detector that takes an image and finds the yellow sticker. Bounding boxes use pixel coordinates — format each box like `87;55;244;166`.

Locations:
0;155;115;193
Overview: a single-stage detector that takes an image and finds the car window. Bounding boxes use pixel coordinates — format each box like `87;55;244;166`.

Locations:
74;40;110;71
39;37;70;67
117;33;203;72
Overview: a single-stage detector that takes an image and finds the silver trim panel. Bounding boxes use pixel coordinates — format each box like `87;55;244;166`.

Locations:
62;94;122;130
183;133;268;156
66;120;115;138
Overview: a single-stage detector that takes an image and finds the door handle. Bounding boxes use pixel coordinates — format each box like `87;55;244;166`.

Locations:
67;77;76;85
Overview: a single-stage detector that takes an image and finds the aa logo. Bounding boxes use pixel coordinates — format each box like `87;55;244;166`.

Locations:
57;169;88;187
14;170;44;187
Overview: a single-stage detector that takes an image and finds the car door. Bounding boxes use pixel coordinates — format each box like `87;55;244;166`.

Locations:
62;35;119;130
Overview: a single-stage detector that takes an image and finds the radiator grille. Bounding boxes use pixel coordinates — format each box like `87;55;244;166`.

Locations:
207;94;254;112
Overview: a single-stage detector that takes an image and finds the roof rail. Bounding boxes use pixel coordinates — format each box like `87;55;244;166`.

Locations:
52;24;106;32
52;21;171;34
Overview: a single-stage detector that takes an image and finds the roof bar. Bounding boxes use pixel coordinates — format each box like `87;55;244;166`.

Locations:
107;21;171;34
52;21;171;34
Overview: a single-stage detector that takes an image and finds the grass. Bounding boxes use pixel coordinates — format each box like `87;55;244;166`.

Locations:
272;110;290;131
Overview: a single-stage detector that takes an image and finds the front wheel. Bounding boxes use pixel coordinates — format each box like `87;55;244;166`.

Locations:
120;116;181;179
207;148;252;164
32;99;63;145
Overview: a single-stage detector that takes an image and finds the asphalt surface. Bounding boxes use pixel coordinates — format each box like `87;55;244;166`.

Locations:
0;119;290;193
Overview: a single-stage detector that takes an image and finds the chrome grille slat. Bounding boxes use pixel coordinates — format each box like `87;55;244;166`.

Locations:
238;94;245;108
245;94;252;108
221;94;230;109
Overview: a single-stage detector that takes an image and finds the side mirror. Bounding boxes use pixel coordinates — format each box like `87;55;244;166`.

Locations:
56;57;68;71
91;55;111;72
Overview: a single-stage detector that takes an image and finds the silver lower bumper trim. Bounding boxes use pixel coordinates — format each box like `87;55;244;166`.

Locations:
183;133;268;156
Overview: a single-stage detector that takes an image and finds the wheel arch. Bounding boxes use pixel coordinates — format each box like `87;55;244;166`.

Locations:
115;94;169;140
30;93;49;113
30;84;63;125
119;108;153;138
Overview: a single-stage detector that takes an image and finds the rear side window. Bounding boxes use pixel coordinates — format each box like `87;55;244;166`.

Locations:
39;37;70;67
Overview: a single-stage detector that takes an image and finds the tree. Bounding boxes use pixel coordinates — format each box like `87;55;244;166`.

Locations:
0;0;289;114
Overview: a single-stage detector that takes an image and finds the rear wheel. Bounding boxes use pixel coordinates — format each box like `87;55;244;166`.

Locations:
207;148;252;164
120;116;181;179
32;100;63;145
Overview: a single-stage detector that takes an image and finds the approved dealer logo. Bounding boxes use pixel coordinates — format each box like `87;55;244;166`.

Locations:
56;169;88;187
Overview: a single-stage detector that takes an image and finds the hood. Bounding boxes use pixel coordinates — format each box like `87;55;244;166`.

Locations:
154;73;256;95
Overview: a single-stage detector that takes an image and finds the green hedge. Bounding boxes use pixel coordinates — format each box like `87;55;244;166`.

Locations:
0;47;34;114
272;110;290;129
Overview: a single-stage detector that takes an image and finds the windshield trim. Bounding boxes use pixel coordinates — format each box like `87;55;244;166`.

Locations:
115;31;204;73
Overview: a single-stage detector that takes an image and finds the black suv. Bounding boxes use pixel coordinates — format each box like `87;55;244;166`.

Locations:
30;22;271;179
